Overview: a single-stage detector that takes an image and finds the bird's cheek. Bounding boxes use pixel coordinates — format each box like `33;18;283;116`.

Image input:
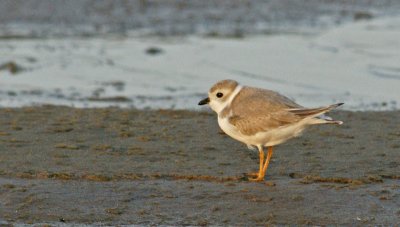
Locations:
208;101;216;111
208;101;221;113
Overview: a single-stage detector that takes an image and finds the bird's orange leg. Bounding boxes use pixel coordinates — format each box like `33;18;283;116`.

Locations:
249;146;273;182
249;146;266;181
261;146;274;177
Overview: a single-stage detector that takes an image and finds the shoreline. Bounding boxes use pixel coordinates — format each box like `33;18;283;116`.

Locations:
2;22;400;111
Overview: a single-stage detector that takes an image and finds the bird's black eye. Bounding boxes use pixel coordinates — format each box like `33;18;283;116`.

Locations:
216;92;223;98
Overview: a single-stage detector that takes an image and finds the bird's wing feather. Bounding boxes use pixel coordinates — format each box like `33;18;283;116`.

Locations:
227;87;303;135
288;103;344;117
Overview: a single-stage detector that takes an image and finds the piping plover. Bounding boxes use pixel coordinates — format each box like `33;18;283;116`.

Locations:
198;79;343;181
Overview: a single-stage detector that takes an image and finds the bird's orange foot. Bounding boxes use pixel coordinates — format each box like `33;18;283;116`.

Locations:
248;175;265;182
245;172;259;177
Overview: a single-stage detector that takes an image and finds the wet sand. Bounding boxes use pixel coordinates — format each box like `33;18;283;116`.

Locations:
0;106;399;225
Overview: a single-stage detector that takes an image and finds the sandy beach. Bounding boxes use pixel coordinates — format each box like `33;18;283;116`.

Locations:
0;106;399;225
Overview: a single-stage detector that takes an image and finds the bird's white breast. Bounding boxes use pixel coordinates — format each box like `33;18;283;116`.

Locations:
216;85;248;144
218;115;248;144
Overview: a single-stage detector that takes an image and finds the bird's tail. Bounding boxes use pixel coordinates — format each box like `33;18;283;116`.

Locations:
288;103;344;125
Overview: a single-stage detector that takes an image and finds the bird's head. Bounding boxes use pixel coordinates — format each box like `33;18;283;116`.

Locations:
198;79;241;114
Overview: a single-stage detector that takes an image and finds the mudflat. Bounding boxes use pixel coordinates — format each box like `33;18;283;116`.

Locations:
0;106;399;225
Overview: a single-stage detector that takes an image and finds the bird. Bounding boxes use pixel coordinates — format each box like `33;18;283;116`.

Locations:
198;79;343;181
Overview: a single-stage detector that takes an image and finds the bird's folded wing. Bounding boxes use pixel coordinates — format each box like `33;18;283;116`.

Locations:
228;111;301;135
227;87;304;135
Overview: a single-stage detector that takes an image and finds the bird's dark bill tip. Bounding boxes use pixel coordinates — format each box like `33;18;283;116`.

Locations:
198;97;210;105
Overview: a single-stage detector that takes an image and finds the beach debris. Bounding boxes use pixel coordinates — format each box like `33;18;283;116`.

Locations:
0;61;25;74
145;46;163;55
354;11;373;21
102;80;125;91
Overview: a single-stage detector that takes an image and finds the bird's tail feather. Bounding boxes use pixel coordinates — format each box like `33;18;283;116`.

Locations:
288;103;344;125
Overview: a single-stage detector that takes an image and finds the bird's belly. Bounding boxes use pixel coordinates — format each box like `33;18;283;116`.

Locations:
255;121;308;146
218;116;308;147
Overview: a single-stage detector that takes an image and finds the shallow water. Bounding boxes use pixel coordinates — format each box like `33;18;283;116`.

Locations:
2;0;400;37
1;1;400;110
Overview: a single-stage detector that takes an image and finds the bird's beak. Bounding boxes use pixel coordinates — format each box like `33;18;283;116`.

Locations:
198;97;210;105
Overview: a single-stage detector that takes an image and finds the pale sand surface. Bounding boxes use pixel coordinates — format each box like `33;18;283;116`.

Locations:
0;106;399;225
